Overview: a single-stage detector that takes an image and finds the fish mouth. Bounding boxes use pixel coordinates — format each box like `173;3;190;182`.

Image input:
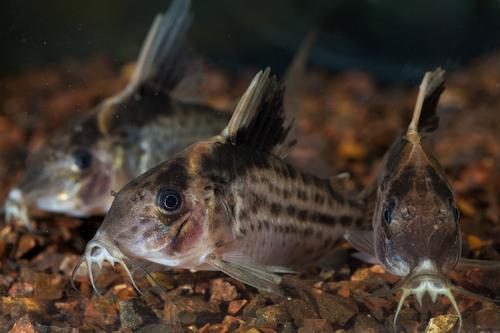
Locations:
394;273;461;333
71;239;144;295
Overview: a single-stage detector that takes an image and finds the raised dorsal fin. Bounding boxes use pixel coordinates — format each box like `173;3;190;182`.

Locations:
407;68;446;140
221;68;296;158
98;0;193;134
283;30;316;120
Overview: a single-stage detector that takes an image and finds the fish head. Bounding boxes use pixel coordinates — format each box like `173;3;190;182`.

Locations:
5;115;118;221
393;268;463;332
373;140;461;278
373;142;463;331
75;139;231;293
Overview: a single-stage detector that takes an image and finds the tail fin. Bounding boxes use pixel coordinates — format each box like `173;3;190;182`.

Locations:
222;68;296;158
129;0;193;93
407;68;446;139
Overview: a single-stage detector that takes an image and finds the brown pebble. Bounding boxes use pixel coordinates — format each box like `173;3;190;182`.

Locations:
33;273;63;300
209;278;238;303
15;234;37;259
228;299;248;315
8;315;39;333
83;296;117;327
354;314;385;333
8;282;33;298
312;290;358;326
284;299;318;326
298;319;333;333
424;314;459;333
255;304;291;329
475;304;500;331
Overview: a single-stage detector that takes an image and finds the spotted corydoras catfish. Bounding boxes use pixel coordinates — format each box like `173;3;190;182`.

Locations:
3;0;231;227
346;69;499;331
71;68;366;295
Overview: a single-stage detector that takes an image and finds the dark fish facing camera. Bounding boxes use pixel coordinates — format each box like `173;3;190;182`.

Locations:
346;68;499;331
4;0;230;227
71;68;367;295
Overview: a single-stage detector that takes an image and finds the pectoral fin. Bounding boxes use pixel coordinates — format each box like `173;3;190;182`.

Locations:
204;254;284;294
345;230;380;264
457;257;500;270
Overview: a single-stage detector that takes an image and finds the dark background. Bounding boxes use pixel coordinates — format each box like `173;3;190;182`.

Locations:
1;0;500;82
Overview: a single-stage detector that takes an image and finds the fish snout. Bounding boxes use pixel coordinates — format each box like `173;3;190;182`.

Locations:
71;238;143;295
394;273;462;332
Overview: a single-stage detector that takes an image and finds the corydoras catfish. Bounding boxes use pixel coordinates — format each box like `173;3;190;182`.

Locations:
71;68;366;295
4;0;229;227
346;68;499;331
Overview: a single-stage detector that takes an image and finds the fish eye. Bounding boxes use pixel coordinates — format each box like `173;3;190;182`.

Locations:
72;148;93;170
157;188;182;214
383;199;396;224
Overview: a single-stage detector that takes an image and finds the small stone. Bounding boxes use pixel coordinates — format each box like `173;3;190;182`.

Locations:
84;296;117;327
195;281;209;295
8;282;34;297
298;319;333;333
474;305;500;330
259;328;278;333
162;296;220;326
356;296;392;322
312;291;358;326
424;314;459;333
228;299;248;315
216;315;245;332
284;299;318;326
179;311;197;325
0;275;15;293
279;322;294;333
119;298;156;330
209;278;238;303
242;295;267;317
354;314;385;333
255;304;291;329
245;329;261;333
137;323;184;333
15;234;37;259
8;315;39;333
113;283;136;300
33;272;63;300
0;296;44;315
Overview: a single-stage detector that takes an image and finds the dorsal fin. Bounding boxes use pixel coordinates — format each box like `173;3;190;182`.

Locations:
283;30;316;120
128;0;192;93
221;68;296;158
407;68;446;140
98;0;193;134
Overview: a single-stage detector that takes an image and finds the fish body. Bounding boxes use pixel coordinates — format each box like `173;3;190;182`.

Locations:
372;72;461;278
74;69;365;294
4;0;229;225
346;69;499;331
